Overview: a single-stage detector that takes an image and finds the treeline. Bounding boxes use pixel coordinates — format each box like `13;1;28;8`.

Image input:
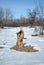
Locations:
0;6;44;28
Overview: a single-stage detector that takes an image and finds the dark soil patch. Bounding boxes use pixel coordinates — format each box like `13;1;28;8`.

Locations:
32;34;44;36
0;46;4;48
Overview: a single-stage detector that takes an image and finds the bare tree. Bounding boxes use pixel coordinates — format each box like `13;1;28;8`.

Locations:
28;8;37;27
34;0;44;35
5;8;13;20
5;8;13;26
0;8;4;28
38;5;44;35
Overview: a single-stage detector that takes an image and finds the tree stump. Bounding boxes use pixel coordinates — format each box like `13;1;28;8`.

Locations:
16;30;24;48
10;30;39;52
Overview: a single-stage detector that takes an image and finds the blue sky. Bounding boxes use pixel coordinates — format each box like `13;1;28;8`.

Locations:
0;0;44;18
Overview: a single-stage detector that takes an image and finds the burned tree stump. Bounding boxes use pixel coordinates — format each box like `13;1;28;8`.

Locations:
10;30;39;52
16;30;24;48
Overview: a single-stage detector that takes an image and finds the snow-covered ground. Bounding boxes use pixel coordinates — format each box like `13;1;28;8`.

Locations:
0;27;44;65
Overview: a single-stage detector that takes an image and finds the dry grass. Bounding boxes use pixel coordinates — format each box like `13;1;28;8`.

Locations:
10;45;39;52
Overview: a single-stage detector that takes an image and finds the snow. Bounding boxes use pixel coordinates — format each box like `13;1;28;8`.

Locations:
0;27;44;65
